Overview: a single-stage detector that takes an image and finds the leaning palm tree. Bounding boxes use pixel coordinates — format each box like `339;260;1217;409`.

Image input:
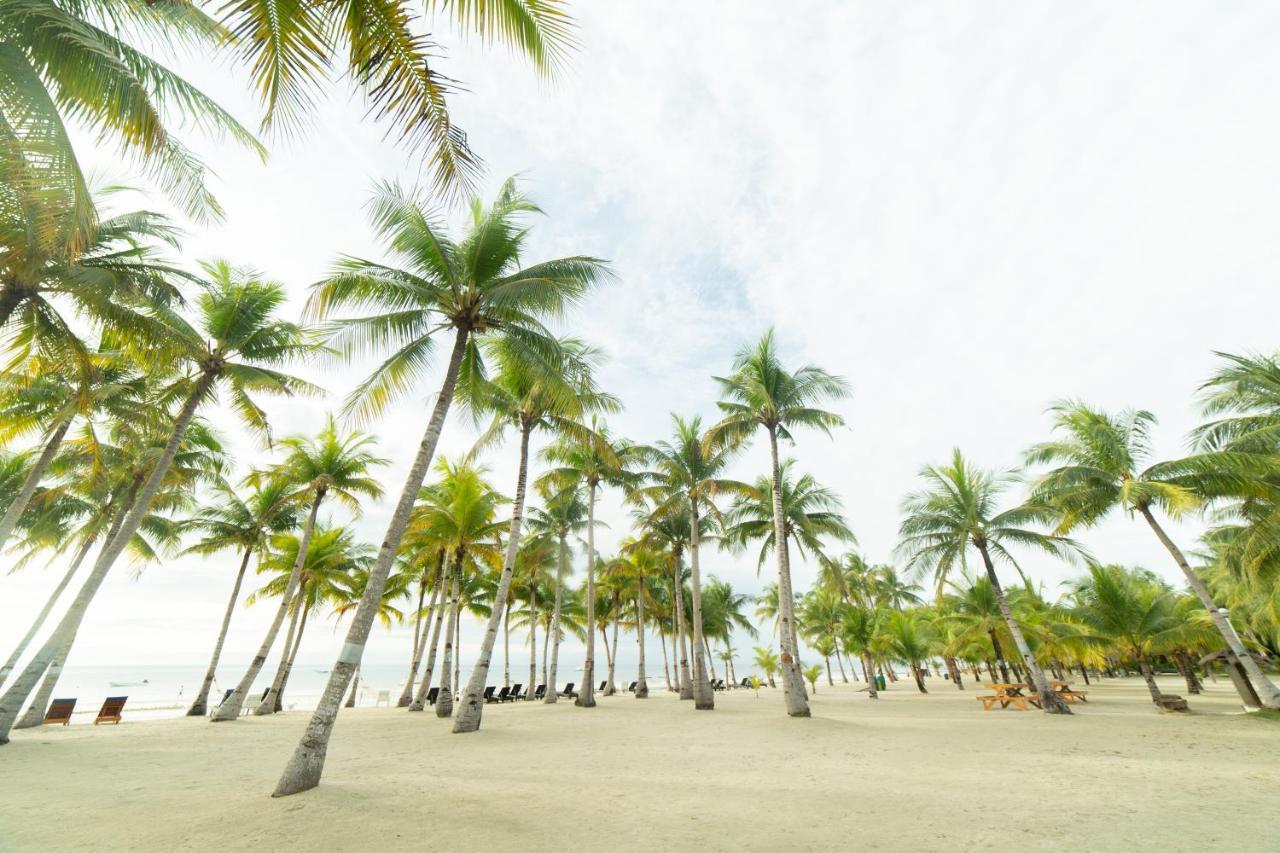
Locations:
0;263;317;743
1026;400;1280;709
215;417;385;719
645;415;744;711
538;418;644;708
274;179;609;795
706;329;849;717
181;477;298;715
452;336;614;731
896;449;1080;715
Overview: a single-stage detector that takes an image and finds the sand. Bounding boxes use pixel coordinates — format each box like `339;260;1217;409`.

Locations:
2;675;1276;852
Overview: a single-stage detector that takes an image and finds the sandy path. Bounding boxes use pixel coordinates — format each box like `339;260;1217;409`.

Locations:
1;676;1276;852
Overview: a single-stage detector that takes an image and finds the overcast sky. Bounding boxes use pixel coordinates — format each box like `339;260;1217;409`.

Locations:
4;2;1278;674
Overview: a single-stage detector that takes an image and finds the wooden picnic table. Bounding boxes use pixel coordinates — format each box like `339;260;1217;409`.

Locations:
978;683;1041;711
1049;680;1089;703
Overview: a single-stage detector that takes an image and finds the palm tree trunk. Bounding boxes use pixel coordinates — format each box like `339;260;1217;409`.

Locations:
1138;505;1280;709
502;600;511;689
14;639;74;729
410;557;452;710
399;564;439;707
258;585;306;715
767;429;810;717
0;526;97;688
912;662;927;693
703;636;718;683
0;371;215;744
528;610;537;699
188;546;255;715
686;495;714;710
216;491;324;721
605;602;619;695
824;655;834;687
1138;656;1164;704
437;563;461;718
276;601;311;710
974;542;1070;715
274;327;468;797
657;623;671;691
541;618;550;688
834;645;849;683
862;652;878;698
578;481;599;708
545;532;567;704
670;550;691;696
455;424;533;731
452;607;460;698
636;592;649;698
0;415;72;554
345;665;360;708
1176;651;1202;694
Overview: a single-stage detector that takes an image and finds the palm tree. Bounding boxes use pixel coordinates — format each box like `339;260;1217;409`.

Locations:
896;449;1080;715
722;460;854;573
333;563;412;708
526;486;587;704
839;604;883;697
941;575;1019;684
0;263;316;743
453;336;613;731
753;646;780;688
1026;400;1280;709
181;477;298;715
539;419;644;707
706;329;850;717
644;415;745;711
511;533;557;699
0;7;260;252
215;417;385;720
634;504;699;698
403;458;505;715
885;611;936;693
275;179;608;795
1070;565;1185;705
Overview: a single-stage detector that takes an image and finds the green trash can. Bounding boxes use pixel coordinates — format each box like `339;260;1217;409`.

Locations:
875;674;886;691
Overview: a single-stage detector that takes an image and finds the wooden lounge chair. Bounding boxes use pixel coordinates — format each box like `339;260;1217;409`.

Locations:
533;684;547;700
43;698;75;726
509;683;524;701
94;696;127;725
488;687;510;704
426;686;440;705
558;682;577;698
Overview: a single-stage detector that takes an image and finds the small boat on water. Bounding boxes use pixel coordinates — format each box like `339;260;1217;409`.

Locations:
109;679;149;687
314;670;330;674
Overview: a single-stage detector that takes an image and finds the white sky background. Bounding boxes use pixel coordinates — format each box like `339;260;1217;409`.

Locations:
4;2;1279;674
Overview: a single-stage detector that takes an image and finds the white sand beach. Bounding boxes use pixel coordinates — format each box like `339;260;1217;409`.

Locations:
3;677;1276;852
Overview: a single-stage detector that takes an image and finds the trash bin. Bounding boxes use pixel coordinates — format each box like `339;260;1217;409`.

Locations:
875;674;886;691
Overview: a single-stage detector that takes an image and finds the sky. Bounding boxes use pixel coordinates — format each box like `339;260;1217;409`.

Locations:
4;2;1279;678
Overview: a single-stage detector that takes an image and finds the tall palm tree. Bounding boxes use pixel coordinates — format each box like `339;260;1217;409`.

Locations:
706;329;849;717
634;503;699;698
896;449;1080;715
453;336;613;731
839;604;883;697
215;417;385;719
333;562;412;708
1026;400;1280;709
538;419;644;708
884;610;936;693
0;263;316;743
646;414;744;711
526;485;587;704
181;477;297;715
275;179;608;795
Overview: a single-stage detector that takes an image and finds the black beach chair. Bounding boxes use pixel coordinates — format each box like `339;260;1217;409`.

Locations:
482;686;496;703
426;686;440;705
533;684;547;700
626;681;637;692
558;682;577;698
599;680;607;691
509;683;524;701
43;698;76;726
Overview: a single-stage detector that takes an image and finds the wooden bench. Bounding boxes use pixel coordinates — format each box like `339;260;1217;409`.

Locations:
43;698;76;726
979;684;1033;710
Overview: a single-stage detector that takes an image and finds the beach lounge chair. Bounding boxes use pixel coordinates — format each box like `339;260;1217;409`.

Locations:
533;684;547;700
482;686;497;703
509;683;524;701
375;689;391;707
558;682;577;698
626;681;637;692
488;687;510;703
739;678;751;688
94;696;127;725
426;687;440;705
43;698;75;726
